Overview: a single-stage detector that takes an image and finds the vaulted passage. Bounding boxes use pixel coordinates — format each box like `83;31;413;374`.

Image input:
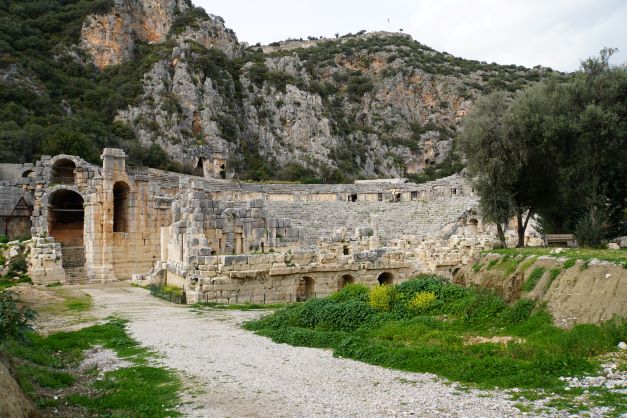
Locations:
113;181;130;233
338;274;355;289
48;189;85;279
297;276;315;301
48;189;84;246
377;272;394;285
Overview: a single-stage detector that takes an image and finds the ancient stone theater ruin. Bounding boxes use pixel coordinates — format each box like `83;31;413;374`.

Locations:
0;148;494;303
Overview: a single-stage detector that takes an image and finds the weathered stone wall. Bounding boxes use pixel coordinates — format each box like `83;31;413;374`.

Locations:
5;149;492;291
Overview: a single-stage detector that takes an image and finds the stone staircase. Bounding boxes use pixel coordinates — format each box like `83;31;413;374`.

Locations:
61;245;86;284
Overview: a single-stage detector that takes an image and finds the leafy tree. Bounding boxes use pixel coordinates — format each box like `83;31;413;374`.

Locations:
459;92;515;246
462;49;626;247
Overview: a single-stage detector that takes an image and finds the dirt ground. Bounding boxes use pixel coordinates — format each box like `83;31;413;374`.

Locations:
22;282;521;417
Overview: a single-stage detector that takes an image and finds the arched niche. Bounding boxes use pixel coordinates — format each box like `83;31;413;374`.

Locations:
338;274;355;290
377;272;394;286
296;276;315;301
113;181;130;233
51;159;76;185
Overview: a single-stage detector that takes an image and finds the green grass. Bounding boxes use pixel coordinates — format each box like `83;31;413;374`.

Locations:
487;247;627;267
245;275;626;402
546;268;562;289
522;267;545;292
1;319;181;417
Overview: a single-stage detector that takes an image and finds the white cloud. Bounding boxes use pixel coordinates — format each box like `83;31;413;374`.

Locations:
194;0;627;71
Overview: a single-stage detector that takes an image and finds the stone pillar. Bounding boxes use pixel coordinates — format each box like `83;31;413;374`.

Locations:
92;148;127;282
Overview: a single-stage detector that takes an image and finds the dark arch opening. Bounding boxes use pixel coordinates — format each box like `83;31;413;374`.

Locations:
51;159;76;185
113;181;130;233
194;157;204;177
219;164;226;179
48;189;84;246
297;276;315;301
22;170;33;178
338;274;355;289
377;272;394;285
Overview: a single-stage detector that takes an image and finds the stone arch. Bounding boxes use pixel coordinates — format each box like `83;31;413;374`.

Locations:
51;158;77;185
47;189;84;246
296;276;315;301
113;181;130;233
21;169;34;178
338;274;355;290
377;272;394;285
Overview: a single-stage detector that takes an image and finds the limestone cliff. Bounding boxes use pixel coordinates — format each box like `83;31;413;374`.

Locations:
81;0;191;69
78;2;549;180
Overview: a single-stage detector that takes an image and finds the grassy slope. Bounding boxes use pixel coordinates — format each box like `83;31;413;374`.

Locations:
487;247;627;267
1;283;182;418
245;276;626;415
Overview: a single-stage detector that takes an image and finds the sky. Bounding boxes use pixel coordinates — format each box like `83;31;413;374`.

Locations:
194;0;627;72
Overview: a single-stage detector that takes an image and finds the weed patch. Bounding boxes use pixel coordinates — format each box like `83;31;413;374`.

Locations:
245;275;626;399
1;319;181;417
522;267;545;292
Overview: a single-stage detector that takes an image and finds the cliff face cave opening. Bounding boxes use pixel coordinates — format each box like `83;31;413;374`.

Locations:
297;276;315;301
194;157;204;177
48;189;84;246
377;272;394;285
113;181;130;233
51;159;76;185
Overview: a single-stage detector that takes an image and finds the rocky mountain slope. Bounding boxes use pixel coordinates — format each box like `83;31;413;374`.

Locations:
0;0;553;182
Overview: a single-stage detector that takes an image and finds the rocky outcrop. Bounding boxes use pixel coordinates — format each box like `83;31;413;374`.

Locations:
81;0;190;69
81;2;545;179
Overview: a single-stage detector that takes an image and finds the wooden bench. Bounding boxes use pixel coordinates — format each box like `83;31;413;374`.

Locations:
545;234;577;247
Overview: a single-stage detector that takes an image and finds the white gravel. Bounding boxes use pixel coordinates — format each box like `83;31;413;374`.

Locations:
80;284;524;417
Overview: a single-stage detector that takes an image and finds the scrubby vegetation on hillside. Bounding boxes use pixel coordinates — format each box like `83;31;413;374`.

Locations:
0;0;549;183
245;276;626;413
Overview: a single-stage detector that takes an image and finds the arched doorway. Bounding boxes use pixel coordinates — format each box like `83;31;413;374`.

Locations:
113;181;130;233
48;189;85;278
51;159;76;185
338;274;355;290
296;276;315;301
48;189;84;246
377;272;394;285
468;218;479;233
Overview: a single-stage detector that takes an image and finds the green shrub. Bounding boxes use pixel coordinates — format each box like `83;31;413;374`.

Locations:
502;298;536;324
395;275;446;298
0;289;37;340
523;267;545;292
8;254;28;276
462;290;506;323
368;285;397;312
297;299;375;331
329;283;369;303
407;291;437;313
575;207;608;248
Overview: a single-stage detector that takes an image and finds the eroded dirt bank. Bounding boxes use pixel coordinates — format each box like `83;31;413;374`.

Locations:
456;255;627;327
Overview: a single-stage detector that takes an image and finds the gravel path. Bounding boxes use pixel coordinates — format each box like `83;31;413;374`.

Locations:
81;284;522;417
